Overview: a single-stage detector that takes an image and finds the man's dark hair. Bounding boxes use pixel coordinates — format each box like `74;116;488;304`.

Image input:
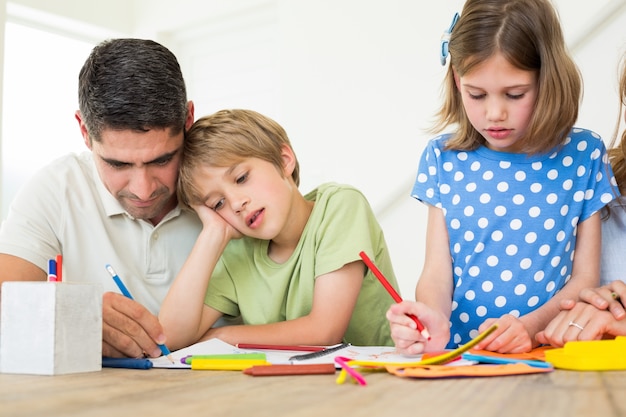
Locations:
78;38;188;142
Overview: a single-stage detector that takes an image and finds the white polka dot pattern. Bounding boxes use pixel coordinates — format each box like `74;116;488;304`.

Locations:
411;128;617;348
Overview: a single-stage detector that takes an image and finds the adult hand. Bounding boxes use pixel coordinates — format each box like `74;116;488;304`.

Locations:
386;301;449;355
473;315;533;353
536;301;626;347
102;292;167;358
577;280;626;320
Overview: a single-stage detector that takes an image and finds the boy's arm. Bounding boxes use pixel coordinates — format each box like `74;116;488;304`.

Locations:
203;261;365;346
159;205;234;350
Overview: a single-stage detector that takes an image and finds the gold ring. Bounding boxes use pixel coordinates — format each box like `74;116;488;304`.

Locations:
611;292;620;300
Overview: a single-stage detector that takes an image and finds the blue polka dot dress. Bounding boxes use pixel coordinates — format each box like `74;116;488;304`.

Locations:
412;128;617;348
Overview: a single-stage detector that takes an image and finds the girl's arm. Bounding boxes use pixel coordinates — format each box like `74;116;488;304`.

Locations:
476;211;602;353
201;260;365;346
387;205;454;354
159;205;236;350
415;206;455;317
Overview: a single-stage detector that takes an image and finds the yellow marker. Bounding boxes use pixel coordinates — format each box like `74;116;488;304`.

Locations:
544;336;626;371
190;358;270;371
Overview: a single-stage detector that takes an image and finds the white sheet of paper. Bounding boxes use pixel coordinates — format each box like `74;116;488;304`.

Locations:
149;338;428;369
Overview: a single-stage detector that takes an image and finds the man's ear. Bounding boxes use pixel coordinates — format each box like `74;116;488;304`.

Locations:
185;101;195;131
75;111;92;150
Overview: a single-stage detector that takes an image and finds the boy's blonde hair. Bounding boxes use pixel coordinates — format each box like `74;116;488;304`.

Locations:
179;109;300;207
435;0;582;154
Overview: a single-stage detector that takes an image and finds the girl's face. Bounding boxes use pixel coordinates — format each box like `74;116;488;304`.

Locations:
192;146;298;241
456;53;538;153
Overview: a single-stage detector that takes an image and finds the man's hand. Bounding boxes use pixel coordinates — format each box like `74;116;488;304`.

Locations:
102;292;167;358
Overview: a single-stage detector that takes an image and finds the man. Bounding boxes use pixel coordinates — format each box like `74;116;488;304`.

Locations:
0;38;199;358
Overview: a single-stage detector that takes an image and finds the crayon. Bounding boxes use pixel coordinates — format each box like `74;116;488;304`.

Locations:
243;363;336;376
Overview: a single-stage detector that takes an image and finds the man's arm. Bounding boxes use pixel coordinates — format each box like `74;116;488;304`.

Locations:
0;253;167;358
0;254;47;283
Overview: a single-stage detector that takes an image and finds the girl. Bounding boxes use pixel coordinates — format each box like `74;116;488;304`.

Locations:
159;109;399;350
387;0;617;354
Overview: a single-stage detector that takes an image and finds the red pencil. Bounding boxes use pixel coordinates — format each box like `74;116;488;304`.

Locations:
55;254;63;283
243;363;336;376
359;251;431;340
235;343;326;352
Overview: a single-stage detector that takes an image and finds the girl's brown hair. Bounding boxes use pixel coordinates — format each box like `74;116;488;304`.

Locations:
607;55;626;194
435;0;582;154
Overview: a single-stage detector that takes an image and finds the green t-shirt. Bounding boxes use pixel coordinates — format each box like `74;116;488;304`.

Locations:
204;182;399;346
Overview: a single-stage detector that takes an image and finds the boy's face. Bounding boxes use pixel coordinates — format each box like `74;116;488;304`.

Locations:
193;146;298;240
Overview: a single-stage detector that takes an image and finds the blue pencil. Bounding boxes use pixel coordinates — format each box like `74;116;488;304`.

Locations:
102;357;154;370
105;264;175;363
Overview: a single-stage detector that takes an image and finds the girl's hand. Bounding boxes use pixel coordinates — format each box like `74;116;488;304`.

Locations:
192;204;243;240
473;315;533;353
386;301;449;355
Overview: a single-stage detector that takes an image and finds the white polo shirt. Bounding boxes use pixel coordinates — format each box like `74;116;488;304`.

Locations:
0;152;202;315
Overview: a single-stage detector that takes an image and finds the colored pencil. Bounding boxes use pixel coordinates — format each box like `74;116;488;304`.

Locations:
359;251;431;340
47;259;57;282
102;357;154;370
55;254;63;282
182;353;266;365
235;343;326;352
191;358;270;371
243;363;336;376
105;263;175;363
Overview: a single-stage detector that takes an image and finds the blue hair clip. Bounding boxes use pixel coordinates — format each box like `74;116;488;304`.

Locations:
440;12;460;66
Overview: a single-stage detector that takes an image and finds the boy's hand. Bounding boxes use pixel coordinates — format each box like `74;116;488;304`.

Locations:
192;204;242;240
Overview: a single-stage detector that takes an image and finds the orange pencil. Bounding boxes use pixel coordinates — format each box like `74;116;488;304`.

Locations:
359;251;431;340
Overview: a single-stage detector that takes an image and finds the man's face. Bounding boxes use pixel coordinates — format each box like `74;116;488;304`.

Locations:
87;126;184;225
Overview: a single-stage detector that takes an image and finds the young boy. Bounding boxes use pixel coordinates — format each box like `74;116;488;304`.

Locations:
159;109;398;349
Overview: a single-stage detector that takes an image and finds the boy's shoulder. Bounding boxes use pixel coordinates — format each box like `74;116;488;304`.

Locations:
304;182;368;204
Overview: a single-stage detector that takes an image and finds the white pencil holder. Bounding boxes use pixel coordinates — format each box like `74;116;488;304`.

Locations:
0;281;102;375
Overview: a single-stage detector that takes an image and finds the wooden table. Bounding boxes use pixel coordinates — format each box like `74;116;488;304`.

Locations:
1;367;625;417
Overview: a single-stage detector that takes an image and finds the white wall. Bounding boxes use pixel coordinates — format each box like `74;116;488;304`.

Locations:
133;0;626;298
2;0;626;299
